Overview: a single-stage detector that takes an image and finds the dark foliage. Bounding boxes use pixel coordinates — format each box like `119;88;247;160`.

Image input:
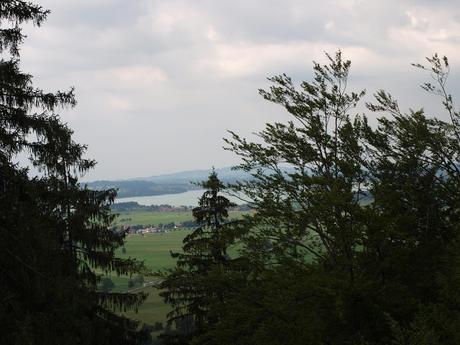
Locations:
159;171;247;344
0;2;147;344
173;53;460;345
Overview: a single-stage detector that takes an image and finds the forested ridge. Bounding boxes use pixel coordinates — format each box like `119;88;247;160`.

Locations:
2;1;460;345
85;167;254;198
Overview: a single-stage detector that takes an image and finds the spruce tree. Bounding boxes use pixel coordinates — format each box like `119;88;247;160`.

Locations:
0;1;146;344
159;171;244;344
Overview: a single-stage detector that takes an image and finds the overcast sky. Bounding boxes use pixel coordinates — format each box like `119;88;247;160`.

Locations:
19;0;460;180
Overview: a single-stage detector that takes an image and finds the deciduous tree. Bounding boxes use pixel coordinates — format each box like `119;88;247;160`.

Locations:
196;52;460;345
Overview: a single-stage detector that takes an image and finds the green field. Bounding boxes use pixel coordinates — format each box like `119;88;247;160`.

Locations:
123;286;171;326
115;211;194;227
114;209;249;227
102;231;190;325
119;231;190;271
101;230;189;292
101;208;252;329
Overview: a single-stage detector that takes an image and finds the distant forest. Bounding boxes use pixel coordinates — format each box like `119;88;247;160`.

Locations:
85;167;253;198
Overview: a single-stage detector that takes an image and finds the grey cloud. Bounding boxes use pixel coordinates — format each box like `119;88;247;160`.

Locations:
16;0;460;180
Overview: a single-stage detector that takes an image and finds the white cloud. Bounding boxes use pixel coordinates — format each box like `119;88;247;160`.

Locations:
386;7;460;63
206;25;220;42
106;96;133;112
14;0;460;180
105;66;168;86
151;4;190;34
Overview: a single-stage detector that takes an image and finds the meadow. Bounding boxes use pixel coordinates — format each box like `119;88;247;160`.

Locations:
123;286;172;327
114;211;194;227
104;209;251;326
120;231;190;271
113;209;249;227
102;231;189;325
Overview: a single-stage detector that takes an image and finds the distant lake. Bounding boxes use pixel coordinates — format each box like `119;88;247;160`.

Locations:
115;189;247;207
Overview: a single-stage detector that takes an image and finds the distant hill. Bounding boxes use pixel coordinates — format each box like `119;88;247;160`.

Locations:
85;167;253;198
131;167;253;184
84;180;191;198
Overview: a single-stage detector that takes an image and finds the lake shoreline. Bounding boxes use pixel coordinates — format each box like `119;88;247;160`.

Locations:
115;189;246;207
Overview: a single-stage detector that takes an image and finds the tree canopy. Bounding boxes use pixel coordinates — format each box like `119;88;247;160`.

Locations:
162;52;460;345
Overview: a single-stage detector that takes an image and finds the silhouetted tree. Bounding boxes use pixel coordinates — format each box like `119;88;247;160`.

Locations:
159;171;246;344
192;53;460;345
0;1;146;344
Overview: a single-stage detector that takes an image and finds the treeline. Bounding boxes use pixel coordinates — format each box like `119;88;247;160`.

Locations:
86;180;191;198
111;202;192;213
156;53;460;345
129;222;195;231
111;201;251;213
